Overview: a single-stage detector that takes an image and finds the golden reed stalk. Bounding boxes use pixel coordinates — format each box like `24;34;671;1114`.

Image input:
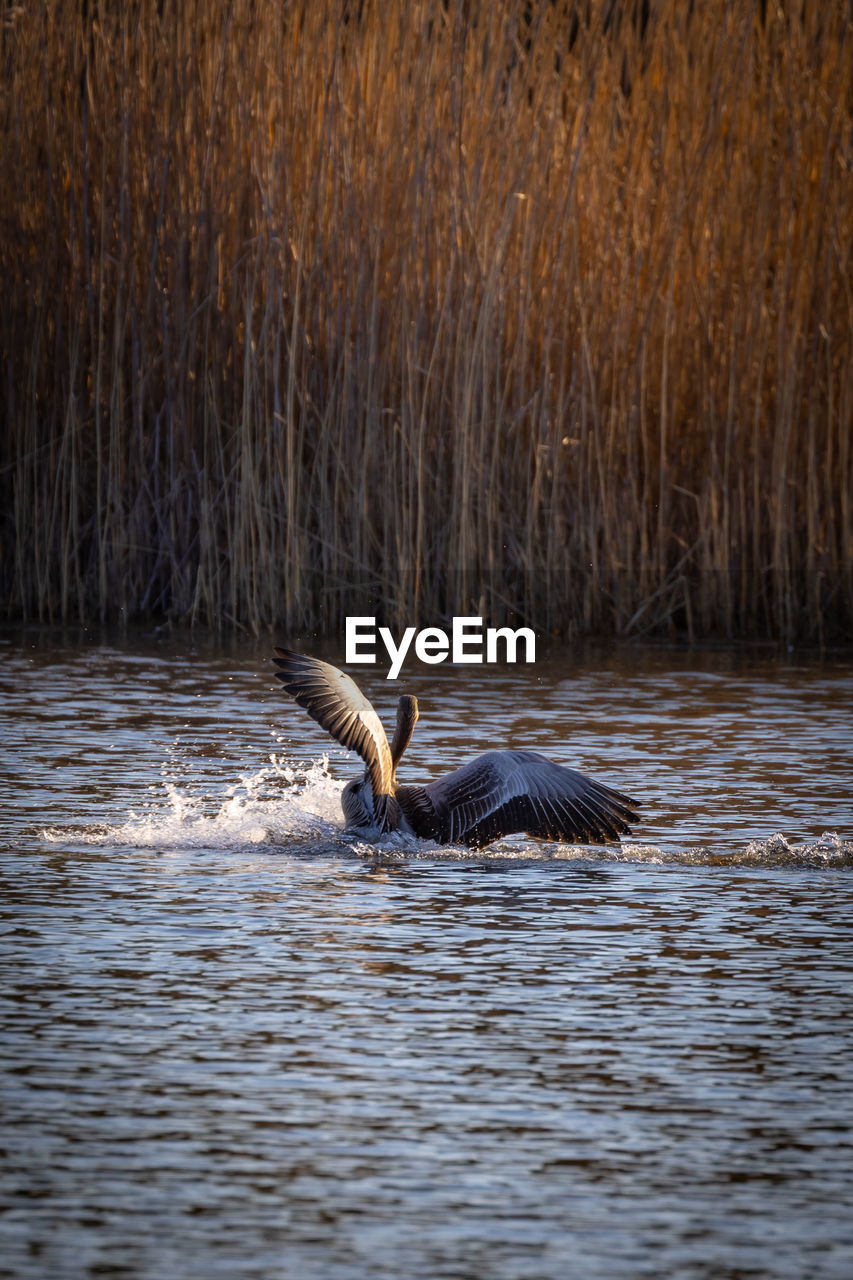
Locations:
1;1;851;639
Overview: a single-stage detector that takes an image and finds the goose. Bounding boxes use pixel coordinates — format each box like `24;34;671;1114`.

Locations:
271;649;640;849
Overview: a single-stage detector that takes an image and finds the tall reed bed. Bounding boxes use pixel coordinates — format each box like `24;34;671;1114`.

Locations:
2;0;851;638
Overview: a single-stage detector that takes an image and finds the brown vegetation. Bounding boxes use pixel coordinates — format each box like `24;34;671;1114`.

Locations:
2;0;851;639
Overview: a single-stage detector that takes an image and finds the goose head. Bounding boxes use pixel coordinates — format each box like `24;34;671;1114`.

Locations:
341;773;377;833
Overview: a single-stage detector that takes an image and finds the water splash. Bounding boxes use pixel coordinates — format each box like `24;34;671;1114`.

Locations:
41;754;851;868
364;830;853;867
549;830;853;868
42;754;348;851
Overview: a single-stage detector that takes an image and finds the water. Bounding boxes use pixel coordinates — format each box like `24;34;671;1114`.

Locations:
2;628;852;1279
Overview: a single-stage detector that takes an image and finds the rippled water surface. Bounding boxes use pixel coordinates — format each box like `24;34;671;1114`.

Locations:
2;628;852;1279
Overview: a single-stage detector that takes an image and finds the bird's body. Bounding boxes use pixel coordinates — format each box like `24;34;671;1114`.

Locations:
272;649;640;849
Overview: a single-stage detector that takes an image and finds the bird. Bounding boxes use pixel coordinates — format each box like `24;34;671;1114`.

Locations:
271;648;640;849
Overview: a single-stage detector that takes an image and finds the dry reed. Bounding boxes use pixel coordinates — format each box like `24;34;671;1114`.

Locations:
1;0;851;640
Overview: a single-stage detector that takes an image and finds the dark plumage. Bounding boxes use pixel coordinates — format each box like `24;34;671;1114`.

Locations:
272;648;640;849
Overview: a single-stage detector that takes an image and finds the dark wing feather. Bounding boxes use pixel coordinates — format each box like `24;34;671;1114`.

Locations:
271;649;393;809
424;749;640;849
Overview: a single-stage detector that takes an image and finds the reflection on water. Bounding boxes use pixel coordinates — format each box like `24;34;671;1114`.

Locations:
1;629;852;1279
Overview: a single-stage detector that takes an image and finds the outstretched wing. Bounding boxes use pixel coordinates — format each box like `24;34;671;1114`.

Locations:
271;649;394;810
423;749;640;849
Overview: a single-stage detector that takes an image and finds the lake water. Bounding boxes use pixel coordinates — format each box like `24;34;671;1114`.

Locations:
2;628;852;1279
